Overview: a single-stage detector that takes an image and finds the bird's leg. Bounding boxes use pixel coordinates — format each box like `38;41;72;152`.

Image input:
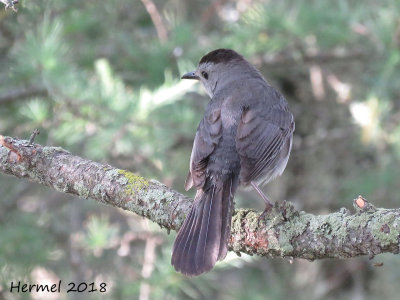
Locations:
251;181;273;222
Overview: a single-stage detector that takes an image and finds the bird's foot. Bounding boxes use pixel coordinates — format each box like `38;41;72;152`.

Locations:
257;202;273;225
251;181;274;225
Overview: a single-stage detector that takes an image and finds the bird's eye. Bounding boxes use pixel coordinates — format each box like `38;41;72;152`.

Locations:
201;71;208;80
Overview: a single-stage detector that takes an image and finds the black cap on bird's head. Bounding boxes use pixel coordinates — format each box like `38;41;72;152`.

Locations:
198;49;243;65
181;49;244;80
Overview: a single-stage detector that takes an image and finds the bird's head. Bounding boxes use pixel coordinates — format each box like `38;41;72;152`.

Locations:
181;49;256;98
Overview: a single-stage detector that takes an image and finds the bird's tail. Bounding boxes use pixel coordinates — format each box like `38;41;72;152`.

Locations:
171;174;239;276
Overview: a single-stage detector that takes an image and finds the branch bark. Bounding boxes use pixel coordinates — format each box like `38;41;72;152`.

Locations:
1;135;399;261
0;86;48;104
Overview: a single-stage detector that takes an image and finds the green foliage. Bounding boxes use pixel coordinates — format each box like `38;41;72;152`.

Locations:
0;212;53;270
1;0;400;299
84;215;118;252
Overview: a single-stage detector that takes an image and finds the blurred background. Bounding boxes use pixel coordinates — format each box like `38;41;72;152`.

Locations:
0;0;400;299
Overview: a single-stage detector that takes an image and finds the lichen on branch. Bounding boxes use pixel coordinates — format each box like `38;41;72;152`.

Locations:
1;135;400;260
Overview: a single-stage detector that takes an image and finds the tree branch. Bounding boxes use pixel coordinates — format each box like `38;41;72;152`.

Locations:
1;135;399;261
0;86;48;104
140;0;168;43
259;48;369;68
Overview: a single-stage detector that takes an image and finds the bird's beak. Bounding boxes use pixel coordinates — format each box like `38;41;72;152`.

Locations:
181;71;199;80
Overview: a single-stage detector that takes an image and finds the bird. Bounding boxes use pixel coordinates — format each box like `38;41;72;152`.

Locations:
171;49;295;276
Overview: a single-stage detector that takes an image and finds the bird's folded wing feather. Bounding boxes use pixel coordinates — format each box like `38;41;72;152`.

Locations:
236;100;294;183
185;106;222;190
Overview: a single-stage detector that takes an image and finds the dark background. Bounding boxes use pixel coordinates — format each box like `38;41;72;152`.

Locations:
1;0;400;299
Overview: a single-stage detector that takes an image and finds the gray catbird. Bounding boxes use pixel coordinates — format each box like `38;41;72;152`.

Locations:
172;49;295;276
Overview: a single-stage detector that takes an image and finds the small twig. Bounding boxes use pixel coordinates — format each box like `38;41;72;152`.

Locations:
259;49;369;68
309;64;325;100
139;234;163;300
0;86;48;104
28;129;40;146
354;195;376;213
1;0;18;12
140;0;168;43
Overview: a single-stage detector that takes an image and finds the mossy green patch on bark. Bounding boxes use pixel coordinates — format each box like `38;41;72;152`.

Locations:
117;169;149;197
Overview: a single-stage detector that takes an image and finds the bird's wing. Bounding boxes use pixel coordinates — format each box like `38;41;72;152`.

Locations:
236;99;294;184
185;106;222;190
